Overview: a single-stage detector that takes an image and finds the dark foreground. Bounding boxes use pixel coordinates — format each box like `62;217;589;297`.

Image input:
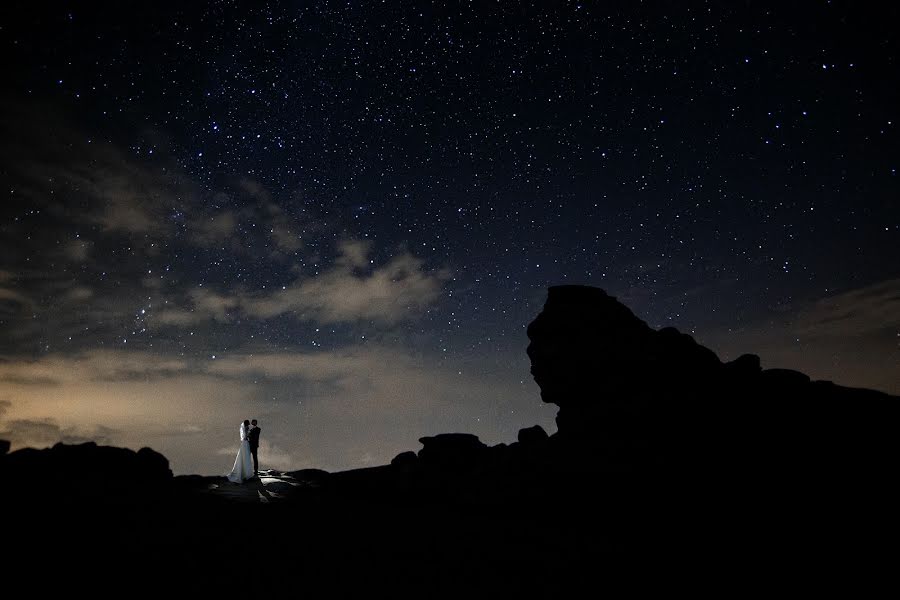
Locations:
2;444;894;595
2;286;895;594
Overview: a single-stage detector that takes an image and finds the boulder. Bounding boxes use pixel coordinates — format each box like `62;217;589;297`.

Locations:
391;451;418;468
517;425;548;446
525;284;899;474
417;433;488;471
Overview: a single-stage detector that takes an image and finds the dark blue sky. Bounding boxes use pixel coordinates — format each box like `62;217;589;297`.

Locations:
1;1;897;473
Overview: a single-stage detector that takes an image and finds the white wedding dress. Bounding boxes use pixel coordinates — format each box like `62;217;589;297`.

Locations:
227;422;254;483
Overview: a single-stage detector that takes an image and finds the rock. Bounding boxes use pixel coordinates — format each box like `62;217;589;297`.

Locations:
525;284;899;473
0;439;9;456
724;353;761;378
526;285;722;449
391;450;418;468
285;468;330;485
1;441;172;481
135;447;173;479
417;433;488;471
517;425;548;446
760;368;811;387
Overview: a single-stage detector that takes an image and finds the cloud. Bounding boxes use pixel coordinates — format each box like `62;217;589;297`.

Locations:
270;224;303;252
153;308;199;326
151;287;239;325
40;143;183;237
1;101;194;239
336;239;371;268
206;344;417;383
697;278;900;396
242;239;452;323
794;278;900;337
63;286;94;302
254;195;305;253
237;178;271;201
48;144;192;238
62;239;93;262
0;351;189;386
189;288;241;322
191;211;237;246
0;287;31;314
0;270;28;318
0;417;118;449
148;239;451;327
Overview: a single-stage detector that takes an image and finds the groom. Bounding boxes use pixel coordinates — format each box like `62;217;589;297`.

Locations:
248;419;261;476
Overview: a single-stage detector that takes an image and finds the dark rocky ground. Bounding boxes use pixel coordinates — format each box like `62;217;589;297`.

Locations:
1;286;895;594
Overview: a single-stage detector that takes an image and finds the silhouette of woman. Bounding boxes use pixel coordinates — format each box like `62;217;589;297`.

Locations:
226;420;254;483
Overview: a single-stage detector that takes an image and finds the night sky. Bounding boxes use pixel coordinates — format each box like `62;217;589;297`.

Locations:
1;2;897;474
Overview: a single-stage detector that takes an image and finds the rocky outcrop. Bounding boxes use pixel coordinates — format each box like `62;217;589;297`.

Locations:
390;450;418;468
517;424;548;446
0;441;172;481
526;284;898;474
417;433;488;471
527;286;719;436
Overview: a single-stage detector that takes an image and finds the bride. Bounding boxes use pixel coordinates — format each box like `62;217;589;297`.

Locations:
227;420;255;483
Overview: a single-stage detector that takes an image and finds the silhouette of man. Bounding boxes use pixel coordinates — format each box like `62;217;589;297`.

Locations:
248;419;261;476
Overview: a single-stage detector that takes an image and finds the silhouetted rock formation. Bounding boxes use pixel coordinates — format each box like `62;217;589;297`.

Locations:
0;439;9;456
390;450;418;468
526;284;897;476
3;285;896;592
417;433;488;471
1;441;172;483
517;424;548;445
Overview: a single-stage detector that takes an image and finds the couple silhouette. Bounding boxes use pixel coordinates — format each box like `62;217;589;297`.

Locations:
226;419;261;483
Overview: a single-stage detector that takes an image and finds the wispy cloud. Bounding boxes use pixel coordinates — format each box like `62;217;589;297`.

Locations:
242;239;452;323
190;211;237;247
61;239;93;262
0;287;31;314
794;278;900;337
0;351;189;386
269;223;303;252
148;239;451;327
697;277;900;395
0;418;118;448
4;113;190;238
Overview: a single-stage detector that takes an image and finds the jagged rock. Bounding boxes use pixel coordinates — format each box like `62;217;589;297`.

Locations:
417;433;487;471
517;425;548;446
526;285;721;451
0;439;9;456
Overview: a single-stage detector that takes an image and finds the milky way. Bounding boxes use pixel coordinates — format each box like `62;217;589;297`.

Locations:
1;2;897;473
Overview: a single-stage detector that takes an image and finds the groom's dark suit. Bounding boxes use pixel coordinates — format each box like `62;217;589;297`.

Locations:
248;426;261;475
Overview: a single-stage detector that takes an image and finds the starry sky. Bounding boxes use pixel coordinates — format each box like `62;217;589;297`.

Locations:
1;2;897;474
